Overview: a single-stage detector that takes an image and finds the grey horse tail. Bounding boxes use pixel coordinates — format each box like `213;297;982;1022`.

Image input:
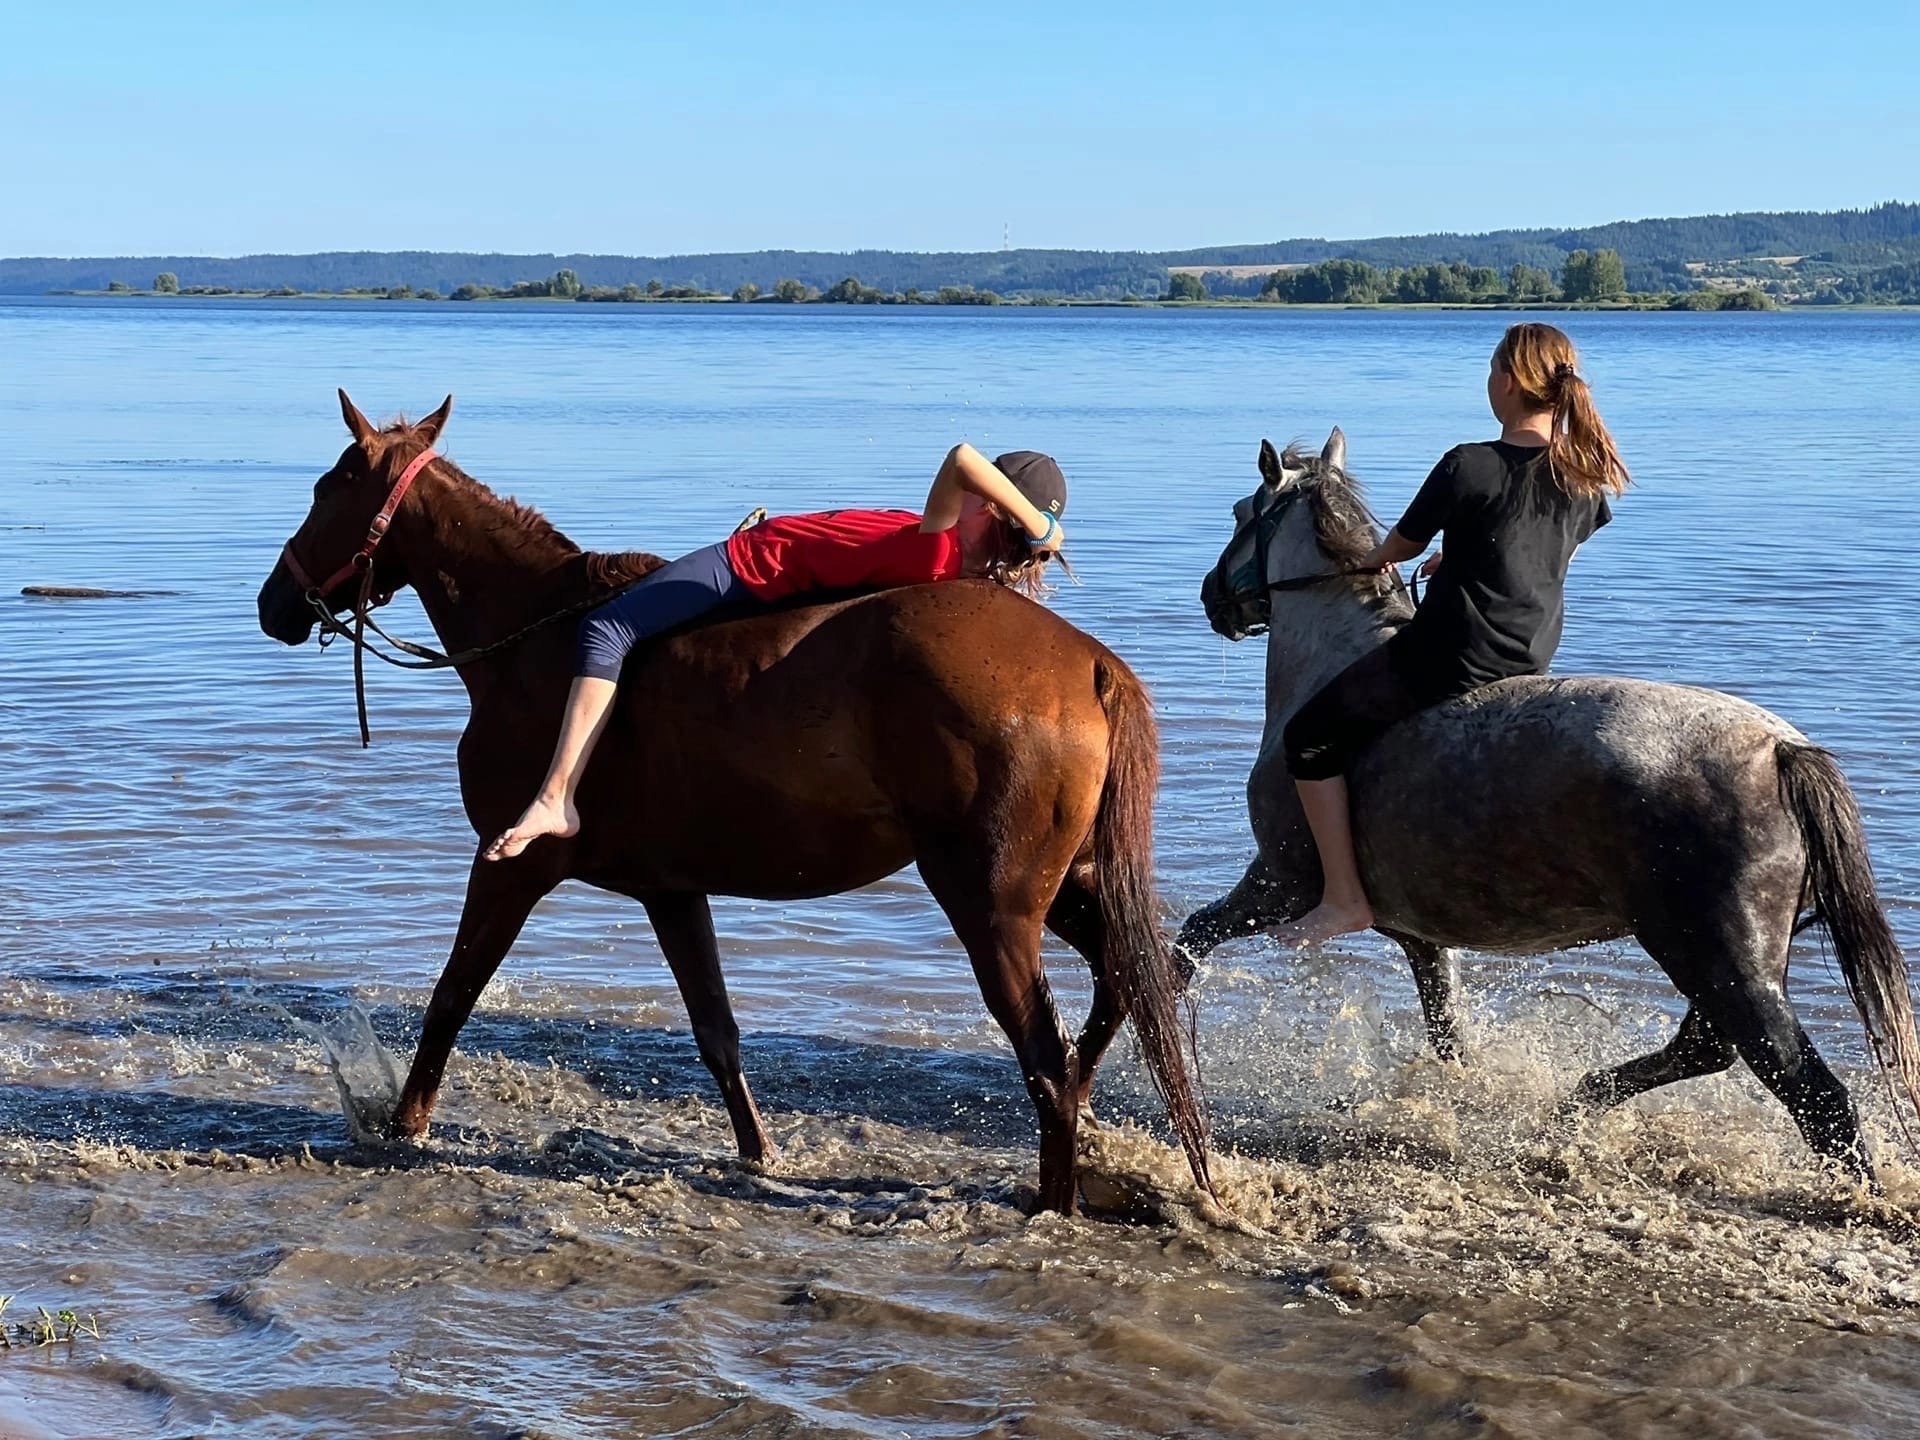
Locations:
1093;656;1215;1200
1777;741;1920;1139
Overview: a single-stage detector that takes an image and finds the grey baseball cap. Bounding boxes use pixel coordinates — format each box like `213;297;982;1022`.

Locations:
994;451;1067;518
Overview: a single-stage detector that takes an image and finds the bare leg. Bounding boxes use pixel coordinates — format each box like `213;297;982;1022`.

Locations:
484;675;617;861
1269;776;1374;947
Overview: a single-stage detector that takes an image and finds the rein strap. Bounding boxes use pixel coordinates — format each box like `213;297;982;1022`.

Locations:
282;444;642;747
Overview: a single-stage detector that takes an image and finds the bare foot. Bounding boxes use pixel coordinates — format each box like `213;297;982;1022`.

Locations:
1270;900;1374;949
483;794;579;861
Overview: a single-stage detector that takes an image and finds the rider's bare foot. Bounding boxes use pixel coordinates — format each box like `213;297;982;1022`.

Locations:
483;795;579;861
1270;900;1374;949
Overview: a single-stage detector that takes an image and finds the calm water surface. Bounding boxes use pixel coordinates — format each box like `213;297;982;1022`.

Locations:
1;298;1917;1438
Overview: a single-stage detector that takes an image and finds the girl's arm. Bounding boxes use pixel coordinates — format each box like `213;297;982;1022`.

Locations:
921;443;1060;544
1360;528;1424;572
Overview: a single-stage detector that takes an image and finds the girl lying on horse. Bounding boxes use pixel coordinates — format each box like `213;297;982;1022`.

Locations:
485;444;1070;861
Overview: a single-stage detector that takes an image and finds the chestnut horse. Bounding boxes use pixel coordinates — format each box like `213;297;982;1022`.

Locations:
256;393;1211;1213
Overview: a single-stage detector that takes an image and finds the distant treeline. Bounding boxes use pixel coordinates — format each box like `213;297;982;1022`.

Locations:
1205;250;1773;309
8;248;1167;301
12;201;1919;304
1173;201;1920;296
123;270;1029;306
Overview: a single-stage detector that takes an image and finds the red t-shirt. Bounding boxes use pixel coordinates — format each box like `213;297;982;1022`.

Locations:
725;509;963;600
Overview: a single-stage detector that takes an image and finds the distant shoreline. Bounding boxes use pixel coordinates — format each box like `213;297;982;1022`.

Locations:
43;289;1920;313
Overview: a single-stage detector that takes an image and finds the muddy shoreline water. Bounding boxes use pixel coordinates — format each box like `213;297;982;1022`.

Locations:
4;961;1919;1438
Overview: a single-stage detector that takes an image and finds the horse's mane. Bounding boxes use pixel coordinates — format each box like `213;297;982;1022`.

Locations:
1278;443;1403;610
382;417;664;589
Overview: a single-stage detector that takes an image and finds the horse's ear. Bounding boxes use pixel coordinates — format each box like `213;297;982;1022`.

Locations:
1257;439;1284;488
1321;427;1347;475
339;389;377;447
413;395;453;448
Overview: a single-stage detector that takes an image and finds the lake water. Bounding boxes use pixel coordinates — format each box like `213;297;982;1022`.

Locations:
2;296;1918;1438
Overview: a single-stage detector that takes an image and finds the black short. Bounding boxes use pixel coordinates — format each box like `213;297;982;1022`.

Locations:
1283;644;1454;781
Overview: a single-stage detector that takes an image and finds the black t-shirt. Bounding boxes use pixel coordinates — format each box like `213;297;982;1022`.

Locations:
1386;440;1611;693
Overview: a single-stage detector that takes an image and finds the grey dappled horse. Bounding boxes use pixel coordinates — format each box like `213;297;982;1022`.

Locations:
1184;430;1920;1177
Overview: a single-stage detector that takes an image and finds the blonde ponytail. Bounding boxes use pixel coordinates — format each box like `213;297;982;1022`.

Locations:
1494;324;1630;499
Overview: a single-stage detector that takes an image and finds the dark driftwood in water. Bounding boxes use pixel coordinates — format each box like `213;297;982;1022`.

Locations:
21;585;181;599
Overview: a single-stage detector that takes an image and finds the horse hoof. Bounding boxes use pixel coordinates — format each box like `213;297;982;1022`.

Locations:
1542;1097;1586;1134
1033;1176;1079;1216
385;1108;432;1142
739;1143;783;1174
1169;939;1204;984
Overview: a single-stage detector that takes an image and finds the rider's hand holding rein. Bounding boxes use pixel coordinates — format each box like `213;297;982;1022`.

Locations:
1360;528;1424;575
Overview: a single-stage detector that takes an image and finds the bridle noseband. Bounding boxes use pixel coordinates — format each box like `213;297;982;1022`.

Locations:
279;445;440;748
278;444;653;748
281;444;439;607
1204;480;1417;640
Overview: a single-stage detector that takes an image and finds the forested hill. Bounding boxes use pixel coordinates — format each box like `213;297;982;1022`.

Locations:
1170;202;1920;276
6;202;1917;300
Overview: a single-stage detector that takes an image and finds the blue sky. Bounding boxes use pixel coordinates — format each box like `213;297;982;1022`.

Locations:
5;0;1916;257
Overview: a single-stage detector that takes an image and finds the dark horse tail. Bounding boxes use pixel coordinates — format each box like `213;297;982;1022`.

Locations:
1777;742;1920;1137
1094;658;1215;1199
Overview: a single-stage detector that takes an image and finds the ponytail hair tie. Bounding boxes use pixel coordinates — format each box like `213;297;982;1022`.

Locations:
1554;361;1577;382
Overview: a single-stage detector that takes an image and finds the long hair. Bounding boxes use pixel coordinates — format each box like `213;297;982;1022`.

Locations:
978;510;1060;597
1492;323;1630;500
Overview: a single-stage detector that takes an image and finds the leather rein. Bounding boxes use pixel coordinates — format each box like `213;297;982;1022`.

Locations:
278;447;632;748
1215;482;1421;632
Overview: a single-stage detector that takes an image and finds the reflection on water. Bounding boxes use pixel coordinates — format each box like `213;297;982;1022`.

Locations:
1;298;1917;1435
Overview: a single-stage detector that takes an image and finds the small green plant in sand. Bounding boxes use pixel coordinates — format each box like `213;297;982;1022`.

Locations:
0;1296;102;1349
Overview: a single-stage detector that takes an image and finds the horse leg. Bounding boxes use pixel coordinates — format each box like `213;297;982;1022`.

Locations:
1560;1005;1736;1114
1705;985;1868;1178
1176;854;1302;973
1638;913;1869;1179
1381;931;1465;1062
922;851;1078;1214
1045;867;1122;1120
391;854;559;1138
641;891;776;1166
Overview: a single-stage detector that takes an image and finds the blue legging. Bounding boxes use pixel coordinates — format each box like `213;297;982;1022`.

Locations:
575;541;754;681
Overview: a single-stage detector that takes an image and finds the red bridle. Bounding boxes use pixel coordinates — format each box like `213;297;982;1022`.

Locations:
279;444;437;748
280;444;439;605
277;439;656;748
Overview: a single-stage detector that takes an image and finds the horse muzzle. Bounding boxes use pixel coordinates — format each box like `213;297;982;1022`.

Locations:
1200;563;1266;642
257;558;320;646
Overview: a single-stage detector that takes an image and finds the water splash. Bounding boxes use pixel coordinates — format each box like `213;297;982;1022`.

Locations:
275;1002;406;1144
